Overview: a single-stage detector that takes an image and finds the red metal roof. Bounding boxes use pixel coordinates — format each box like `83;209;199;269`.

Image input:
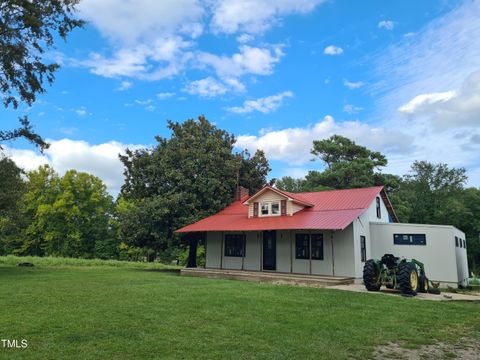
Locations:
176;186;389;232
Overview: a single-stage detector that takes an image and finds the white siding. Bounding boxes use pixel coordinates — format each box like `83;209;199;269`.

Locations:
276;230;291;272
370;222;465;286
332;224;355;277
205;232;221;268
244;232;261;271
248;190;286;217
352;197;390;279
290;202;305;215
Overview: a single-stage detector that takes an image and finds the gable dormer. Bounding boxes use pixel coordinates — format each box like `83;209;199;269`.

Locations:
243;186;313;218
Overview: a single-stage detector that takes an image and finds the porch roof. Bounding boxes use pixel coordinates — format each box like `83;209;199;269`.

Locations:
177;186;396;233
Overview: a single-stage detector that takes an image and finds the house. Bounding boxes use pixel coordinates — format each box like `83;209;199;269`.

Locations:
176;185;469;287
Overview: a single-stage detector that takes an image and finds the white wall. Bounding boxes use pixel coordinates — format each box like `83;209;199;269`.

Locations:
205;232;221;268
244;232;261;271
370;222;466;286
352;197;390;279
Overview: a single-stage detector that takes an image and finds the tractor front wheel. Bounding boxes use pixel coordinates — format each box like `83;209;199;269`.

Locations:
363;259;381;291
398;262;418;295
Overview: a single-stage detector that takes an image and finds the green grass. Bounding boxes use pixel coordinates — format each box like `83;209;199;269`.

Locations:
0;259;479;359
0;255;181;270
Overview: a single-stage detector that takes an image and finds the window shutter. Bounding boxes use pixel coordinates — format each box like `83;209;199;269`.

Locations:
253;202;259;217
281;200;287;216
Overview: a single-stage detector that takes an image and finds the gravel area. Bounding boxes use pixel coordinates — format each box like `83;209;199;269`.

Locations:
327;283;480;301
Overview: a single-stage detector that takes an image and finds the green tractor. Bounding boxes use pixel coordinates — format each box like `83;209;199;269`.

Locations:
363;254;429;296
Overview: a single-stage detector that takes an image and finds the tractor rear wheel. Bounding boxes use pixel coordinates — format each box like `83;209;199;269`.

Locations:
418;275;429;293
398;262;418;295
363;259;381;291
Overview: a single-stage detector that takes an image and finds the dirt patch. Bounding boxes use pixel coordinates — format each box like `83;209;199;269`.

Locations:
372;341;480;359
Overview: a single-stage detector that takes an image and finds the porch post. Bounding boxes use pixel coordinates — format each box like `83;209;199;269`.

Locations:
331;231;335;276
187;233;198;268
290;230;293;273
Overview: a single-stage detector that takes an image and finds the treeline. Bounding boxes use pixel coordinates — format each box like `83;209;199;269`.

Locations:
0;118;479;271
0;116;270;264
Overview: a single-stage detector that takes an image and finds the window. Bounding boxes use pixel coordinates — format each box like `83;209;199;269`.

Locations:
271;202;280;215
464;239;466;249
295;233;323;260
360;236;366;262
393;234;426;246
260;202;269;215
224;234;245;257
459;238;463;248
376;197;381;219
455;236;459;247
259;201;281;216
311;234;324;260
295;234;310;259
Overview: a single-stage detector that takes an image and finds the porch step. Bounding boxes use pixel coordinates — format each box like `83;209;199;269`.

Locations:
180;268;354;287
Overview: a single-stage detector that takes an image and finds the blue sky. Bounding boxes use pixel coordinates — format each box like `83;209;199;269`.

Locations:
4;0;480;195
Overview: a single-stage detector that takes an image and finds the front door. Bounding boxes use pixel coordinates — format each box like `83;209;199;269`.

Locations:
262;230;276;271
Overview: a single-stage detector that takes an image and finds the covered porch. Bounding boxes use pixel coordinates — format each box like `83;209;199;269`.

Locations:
184;227;358;279
181;268;354;287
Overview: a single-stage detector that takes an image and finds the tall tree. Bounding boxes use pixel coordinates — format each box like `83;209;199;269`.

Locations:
402;161;467;225
237;149;270;194
1;0;84;150
0;156;25;254
119;116;271;258
19;166;114;257
306;135;388;190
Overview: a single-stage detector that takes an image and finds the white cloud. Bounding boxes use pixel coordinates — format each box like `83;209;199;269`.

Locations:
78;0;204;44
210;0;325;34
228;91;293;114
75;107;88;116
197;45;284;78
343;79;365;89
80;36;193;80
5;139;145;195
184;77;228;97
343;104;363;114
378;20;395;30
398;71;480;129
157;92;176;100
117;81;132;91
236;33;254;43
235;115;412;164
397;91;456;114
323;45;343;55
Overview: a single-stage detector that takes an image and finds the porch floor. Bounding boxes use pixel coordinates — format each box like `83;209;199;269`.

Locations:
181;268;354;287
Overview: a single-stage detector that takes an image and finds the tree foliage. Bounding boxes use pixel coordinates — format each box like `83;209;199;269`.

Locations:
304;135;388;190
0;0;84;149
119;116;270;259
237;149;271;195
0;156;25;254
18;166;114;257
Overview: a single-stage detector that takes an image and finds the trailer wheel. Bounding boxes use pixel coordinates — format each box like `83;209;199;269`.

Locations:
363;259;381;291
398;262;418;295
418;275;429;293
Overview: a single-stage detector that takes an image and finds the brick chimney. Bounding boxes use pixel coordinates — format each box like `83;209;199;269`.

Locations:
235;186;249;201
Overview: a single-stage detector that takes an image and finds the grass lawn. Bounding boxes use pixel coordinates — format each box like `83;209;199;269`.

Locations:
0;258;479;359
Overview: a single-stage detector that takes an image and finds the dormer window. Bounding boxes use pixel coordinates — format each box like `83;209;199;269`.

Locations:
260;201;281;216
